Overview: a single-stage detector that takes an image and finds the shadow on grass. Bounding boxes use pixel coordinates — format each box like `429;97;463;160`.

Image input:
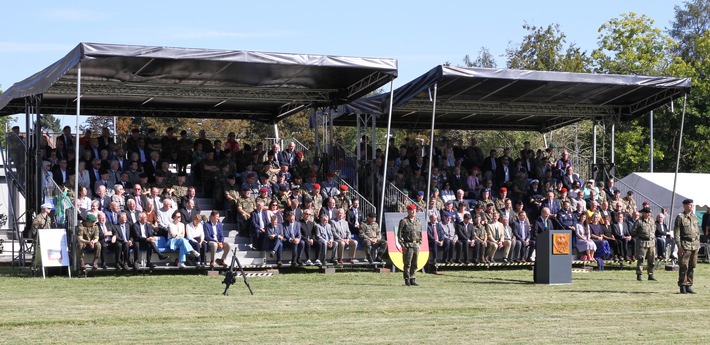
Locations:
558;289;659;294
439;274;534;285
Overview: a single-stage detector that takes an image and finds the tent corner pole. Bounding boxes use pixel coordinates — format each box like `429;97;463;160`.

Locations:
378;81;395;222
73;63;82;274
425;83;438;218
669;95;687;223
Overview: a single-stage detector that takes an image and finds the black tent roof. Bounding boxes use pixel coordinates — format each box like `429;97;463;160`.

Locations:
0;43;398;123
332;65;691;132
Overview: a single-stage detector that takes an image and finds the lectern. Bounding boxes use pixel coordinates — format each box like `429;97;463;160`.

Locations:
534;229;572;285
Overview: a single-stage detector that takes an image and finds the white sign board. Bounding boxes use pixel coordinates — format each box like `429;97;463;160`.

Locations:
38;228;71;278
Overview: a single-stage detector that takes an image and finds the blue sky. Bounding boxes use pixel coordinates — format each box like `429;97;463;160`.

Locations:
0;0;683;128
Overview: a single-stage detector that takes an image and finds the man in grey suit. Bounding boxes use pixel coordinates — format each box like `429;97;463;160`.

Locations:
315;214;335;266
330;208;358;263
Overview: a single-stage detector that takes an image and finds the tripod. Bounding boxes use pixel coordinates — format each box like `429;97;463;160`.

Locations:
222;248;254;296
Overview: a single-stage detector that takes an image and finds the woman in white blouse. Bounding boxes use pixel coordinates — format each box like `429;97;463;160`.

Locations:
77;186;93;220
167;211;199;268
186;213;206;267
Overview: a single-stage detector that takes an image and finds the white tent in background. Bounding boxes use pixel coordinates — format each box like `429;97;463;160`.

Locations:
617;172;710;217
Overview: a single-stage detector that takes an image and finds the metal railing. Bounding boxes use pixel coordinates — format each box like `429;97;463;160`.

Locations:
333;175;376;218
606;168;667;222
383;182;417;213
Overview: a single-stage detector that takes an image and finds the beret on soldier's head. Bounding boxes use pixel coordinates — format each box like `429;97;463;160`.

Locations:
683;199;694;205
85;214;97;222
639;207;652;213
367;212;377;218
406;204;416;211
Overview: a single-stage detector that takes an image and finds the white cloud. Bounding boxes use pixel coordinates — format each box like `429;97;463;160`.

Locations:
0;42;74;53
42;8;105;22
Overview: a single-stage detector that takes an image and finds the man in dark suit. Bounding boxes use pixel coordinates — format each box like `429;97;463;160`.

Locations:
113;212;134;270
93;185;112;212
346;199;364;235
511;210;532;262
142;151;162;183
96;212;117;270
250;201;270;251
203;210;231;267
130;212;167;269
129;184;149;213
612;212;635;260
494;155;512;188
179;198;201;225
278;142;297;168
180;186;198;212
482;149;498;183
532;207;555;260
52;159;70;186
298;209;317;265
124;199;141;227
427;213;445;264
282;211;304;266
88;159;103;196
455;213;474;263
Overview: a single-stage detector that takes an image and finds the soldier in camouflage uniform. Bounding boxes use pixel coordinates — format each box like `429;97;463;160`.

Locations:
236;186;256;236
223;175;240;221
171;172;190;208
360;212;387;263
630;207;656;281
334;185;352;210
31;203;53;268
77;213;102;270
398;204;422;286
675;199;700;294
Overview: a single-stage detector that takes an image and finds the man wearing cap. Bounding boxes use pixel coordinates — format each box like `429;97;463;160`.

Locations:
334;185;352;210
256;186;273;207
471;214;489;264
223;175;241;221
361;212;387;263
30;203;53;268
292;151;310;178
623;191;637;215
412;191;426;212
176;130;193;174
321;172;339;198
236;187;255;235
77;213;102;270
675;199;700;294
399;204;423;286
630;207;657;281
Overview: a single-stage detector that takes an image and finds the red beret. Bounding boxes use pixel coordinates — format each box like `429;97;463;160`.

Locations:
327;172;335;177
313;183;321;189
406;204;417;211
259;187;268;193
296;152;304;157
499;187;507;193
340;184;348;191
561;188;568;193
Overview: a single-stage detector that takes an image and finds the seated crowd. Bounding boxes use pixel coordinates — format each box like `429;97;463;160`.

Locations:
38;126;672;271
41;126;386;270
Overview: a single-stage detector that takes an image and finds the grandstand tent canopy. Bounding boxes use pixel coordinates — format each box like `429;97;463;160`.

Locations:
332;65;691;132
0;42;398;123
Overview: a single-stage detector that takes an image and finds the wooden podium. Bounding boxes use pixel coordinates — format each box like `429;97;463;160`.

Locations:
534;229;572;285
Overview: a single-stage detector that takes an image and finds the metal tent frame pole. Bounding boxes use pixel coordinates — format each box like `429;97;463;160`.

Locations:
425;83;438;218
73;63;82;273
378;81;395;222
649;110;654;173
669;95;687;223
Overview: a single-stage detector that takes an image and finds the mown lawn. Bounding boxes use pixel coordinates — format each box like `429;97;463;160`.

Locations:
0;265;708;344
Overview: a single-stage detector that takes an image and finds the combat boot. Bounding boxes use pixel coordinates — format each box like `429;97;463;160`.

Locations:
680;286;687;294
648;274;656;281
404;278;410;286
686;286;697;294
636;274;642;281
409;279;419;286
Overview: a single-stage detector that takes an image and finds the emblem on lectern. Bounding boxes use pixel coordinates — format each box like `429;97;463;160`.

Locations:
552;233;570;255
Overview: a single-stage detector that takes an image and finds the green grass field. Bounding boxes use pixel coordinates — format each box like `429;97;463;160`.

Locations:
1;265;709;344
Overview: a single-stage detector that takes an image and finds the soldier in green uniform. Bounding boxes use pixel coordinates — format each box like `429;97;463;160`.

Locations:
223;175;241;221
398;204;422;286
171;172;190;207
413;191;427;212
674;199;700;294
630;207;656;281
30;203;53;269
236;186;256;236
360;212;388;263
77;213;101;270
334;185;352;210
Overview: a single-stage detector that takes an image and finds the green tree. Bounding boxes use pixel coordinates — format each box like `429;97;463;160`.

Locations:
463;47;497;68
39;114;61;133
505;23;590;72
670;0;710;61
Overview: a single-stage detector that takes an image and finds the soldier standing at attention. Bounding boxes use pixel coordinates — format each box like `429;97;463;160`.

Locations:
675;199;700;294
630;207;656;281
398;204;422;286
